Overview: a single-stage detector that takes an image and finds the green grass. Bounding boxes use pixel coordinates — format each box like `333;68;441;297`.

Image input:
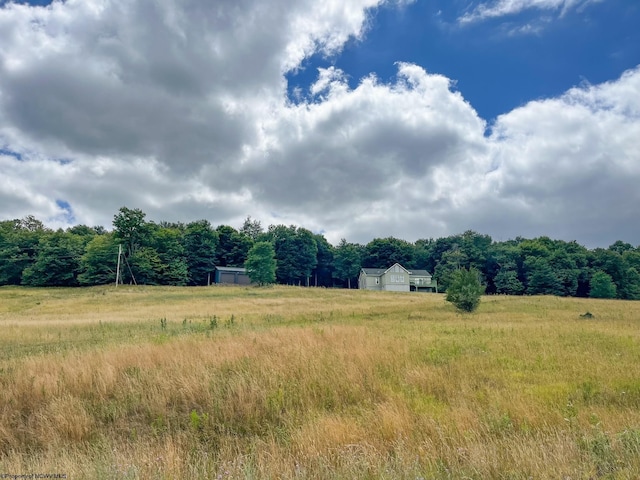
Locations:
0;285;639;478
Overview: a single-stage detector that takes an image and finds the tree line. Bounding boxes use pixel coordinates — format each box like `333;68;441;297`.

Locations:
1;207;639;299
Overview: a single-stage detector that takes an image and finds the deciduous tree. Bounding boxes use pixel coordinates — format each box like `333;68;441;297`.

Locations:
333;239;363;289
22;231;85;286
245;241;276;286
183;220;218;285
215;225;252;267
112;207;150;258
589;271;617;299
78;233;118;285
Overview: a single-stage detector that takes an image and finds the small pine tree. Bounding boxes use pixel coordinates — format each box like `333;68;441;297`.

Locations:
445;267;484;312
244;241;277;286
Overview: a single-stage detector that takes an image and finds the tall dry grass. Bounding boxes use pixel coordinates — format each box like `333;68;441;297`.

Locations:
0;286;639;478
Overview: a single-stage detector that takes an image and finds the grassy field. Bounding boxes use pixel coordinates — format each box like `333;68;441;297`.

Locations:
0;285;639;479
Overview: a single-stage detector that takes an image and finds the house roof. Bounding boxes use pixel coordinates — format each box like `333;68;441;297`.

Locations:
408;269;431;276
215;266;247;273
361;268;385;276
384;263;410;274
361;265;432;277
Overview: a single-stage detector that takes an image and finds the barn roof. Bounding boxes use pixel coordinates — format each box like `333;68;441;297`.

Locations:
214;266;247;273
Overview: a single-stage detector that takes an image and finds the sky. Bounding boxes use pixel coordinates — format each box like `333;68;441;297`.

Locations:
0;0;639;248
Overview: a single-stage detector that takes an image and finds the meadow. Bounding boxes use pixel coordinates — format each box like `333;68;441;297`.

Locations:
0;285;639;479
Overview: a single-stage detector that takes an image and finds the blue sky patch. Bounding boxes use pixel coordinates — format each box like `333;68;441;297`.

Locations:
55;199;75;223
286;0;640;121
0;148;23;161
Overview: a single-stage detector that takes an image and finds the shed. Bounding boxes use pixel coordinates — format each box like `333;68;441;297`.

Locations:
214;266;251;285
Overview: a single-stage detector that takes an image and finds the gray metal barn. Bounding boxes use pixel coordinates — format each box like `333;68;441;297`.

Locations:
214;266;252;285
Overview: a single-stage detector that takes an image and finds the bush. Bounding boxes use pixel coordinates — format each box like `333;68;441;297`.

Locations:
445;267;484;312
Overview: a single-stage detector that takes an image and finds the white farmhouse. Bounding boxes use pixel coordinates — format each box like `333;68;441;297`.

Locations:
358;263;437;292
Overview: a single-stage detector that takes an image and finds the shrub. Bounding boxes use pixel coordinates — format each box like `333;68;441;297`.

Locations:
445;267;484;312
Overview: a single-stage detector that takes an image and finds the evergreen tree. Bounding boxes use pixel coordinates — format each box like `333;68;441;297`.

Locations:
525;257;563;295
445;267;484;312
494;268;524;295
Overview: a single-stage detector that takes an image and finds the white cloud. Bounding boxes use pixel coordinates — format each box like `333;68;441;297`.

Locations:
0;0;638;247
472;66;640;244
459;0;603;24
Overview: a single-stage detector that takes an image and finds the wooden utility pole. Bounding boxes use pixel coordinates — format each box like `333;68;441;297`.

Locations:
115;244;122;287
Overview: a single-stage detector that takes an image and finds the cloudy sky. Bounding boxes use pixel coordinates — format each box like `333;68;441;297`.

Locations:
0;0;639;247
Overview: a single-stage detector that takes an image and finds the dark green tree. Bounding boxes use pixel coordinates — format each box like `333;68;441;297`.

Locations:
215;225;253;267
311;234;334;287
66;225;100;237
240;216;264;242
0;217;48;285
589;271;617;299
445;267;484;312
622;250;640;272
485;240;524;294
525;257;563;296
78;233;118;285
128;247;164;285
619;268;640;300
333;239;363;289
561;240;590;297
549;250;580;297
245;241;277;286
519;237;554;259
413;238;435;272
494;267;524;295
363;237;415;268
112;207;150;258
266;225;318;285
434;245;469;293
183;220;218;285
608;240;635;255
588;248;632;298
149;225;188;285
459;230;492;271
21;231;85;286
